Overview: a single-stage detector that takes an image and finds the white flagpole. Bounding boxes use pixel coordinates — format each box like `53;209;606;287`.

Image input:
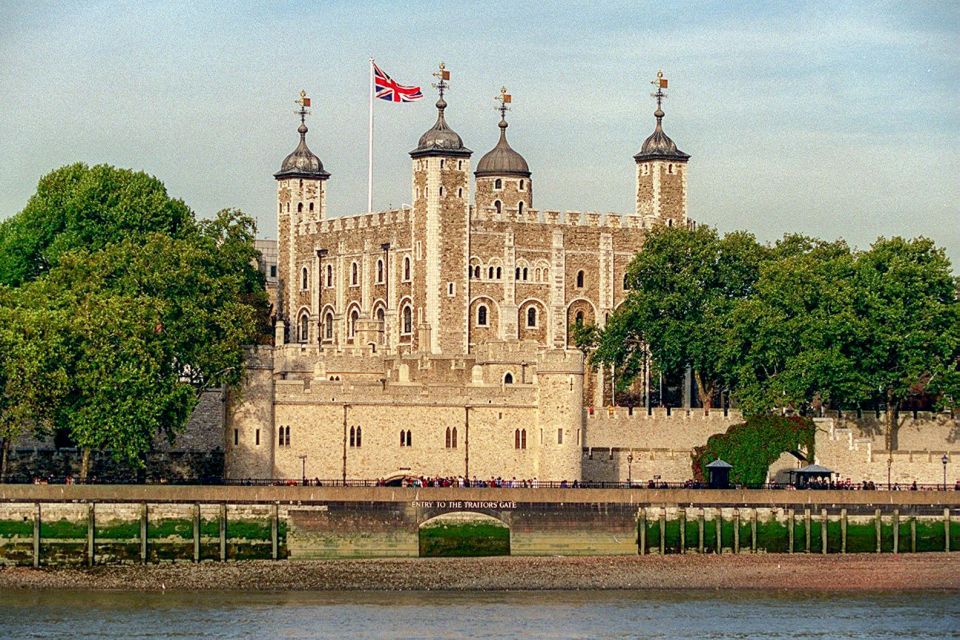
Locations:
367;57;374;214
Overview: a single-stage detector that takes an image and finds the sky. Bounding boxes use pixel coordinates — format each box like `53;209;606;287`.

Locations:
1;1;958;263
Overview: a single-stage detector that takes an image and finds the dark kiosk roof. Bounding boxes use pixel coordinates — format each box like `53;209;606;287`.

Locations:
275;122;330;180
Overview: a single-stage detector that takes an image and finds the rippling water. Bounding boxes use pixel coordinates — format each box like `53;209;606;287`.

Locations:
1;590;958;639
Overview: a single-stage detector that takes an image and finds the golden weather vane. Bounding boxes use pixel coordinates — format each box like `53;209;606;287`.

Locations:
432;62;450;99
495;86;512;119
295;89;312;124
650;70;668;110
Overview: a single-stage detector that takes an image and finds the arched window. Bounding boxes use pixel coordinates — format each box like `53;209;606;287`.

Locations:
403;257;411;281
350;426;356;448
473;265;481;279
400;430;406;447
301;267;309;290
488;266;495;280
504;372;514;384
535;268;542;281
452;427;457;449
519;179;525;191
527;307;537;328
439;186;444;197
349;309;359;338
402;305;412;334
298;313;309;343
543;267;549;281
575;310;584;327
518;201;524;214
297;202;303;213
494;200;502;214
440;159;445;169
515;267;520;280
521;429;526;449
457;160;463;170
458;188;463;198
309;202;314;212
285;426;290;447
406;430;412;447
623;273;630;290
667;219;674;227
278;426;284;447
477;305;488;327
376;307;385;324
494;178;502;190
356;426;361;448
326;264;333;287
376;259;384;283
522;267;528;281
576;270;584;288
324;312;333;340
515;429;521;449
445;427;451;449
496;267;502;279
351;262;358;286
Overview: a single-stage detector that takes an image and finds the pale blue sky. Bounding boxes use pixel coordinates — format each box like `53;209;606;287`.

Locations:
1;1;958;262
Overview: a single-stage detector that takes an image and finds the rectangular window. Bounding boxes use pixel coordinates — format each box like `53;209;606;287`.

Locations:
416;241;422;261
269;265;277;278
233;429;238;446
448;282;455;297
255;429;260;446
557;428;563;445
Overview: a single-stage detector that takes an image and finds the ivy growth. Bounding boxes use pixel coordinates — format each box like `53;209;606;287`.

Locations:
692;415;816;486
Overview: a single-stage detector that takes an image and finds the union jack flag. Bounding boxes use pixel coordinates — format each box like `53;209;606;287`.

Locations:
374;63;423;103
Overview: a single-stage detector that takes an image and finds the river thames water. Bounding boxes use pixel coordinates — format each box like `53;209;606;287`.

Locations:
0;590;958;639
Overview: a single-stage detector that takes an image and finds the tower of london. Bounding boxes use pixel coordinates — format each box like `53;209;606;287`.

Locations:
225;69;696;483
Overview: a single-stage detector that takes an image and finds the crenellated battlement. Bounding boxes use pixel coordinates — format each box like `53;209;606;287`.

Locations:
471;207;650;230
297;207;413;236
585;407;745;422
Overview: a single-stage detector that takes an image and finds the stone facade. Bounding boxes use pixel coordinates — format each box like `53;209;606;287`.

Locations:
225;82;959;485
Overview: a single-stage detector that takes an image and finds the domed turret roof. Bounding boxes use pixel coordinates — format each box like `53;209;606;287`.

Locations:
475;117;530;178
633;106;689;163
275;121;330;180
410;97;472;158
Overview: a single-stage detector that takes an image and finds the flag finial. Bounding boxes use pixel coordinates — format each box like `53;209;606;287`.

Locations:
650;70;668;123
295;90;312;127
432;62;450;104
495;86;512;130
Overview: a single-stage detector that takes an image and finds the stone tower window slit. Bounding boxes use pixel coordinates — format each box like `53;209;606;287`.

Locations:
297;202;303;213
301;267;309;290
326;264;333;287
576;270;584;288
518;201;524;214
527;306;537;328
494;178;502;190
351;261;359;286
376;259;384;283
504;372;514;384
494;200;502;214
403;257;411;281
477;305;488;327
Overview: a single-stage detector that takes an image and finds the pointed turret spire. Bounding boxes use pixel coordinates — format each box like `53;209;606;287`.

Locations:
634;70;689;162
410;62;471;158
275;90;330;180
476;87;530;177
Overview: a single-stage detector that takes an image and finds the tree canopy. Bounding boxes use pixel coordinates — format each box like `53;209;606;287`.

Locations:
588;225;960;447
0;164;268;479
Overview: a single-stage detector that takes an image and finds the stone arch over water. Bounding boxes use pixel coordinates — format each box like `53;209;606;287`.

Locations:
418;511;511;557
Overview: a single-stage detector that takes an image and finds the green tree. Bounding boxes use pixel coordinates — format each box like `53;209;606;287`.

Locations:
852;237;960;450
0;296;71;480
589;225;767;409
730;238;864;414
0;164;268;480
0;163;193;287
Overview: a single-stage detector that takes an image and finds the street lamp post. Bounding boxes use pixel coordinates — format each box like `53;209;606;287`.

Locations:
627;453;634;487
942;454;949;491
299;455;307;486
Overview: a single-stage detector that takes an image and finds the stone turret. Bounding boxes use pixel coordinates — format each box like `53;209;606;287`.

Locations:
634;70;689;226
475;87;533;217
409;63;472;354
276;90;330;344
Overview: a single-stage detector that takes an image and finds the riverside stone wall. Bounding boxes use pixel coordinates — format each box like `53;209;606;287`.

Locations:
1;486;958;564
